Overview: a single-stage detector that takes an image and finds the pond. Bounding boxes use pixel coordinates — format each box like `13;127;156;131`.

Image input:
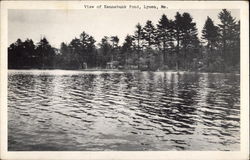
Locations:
8;70;240;151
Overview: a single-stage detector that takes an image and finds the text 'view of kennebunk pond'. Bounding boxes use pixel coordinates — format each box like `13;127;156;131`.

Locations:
8;8;240;151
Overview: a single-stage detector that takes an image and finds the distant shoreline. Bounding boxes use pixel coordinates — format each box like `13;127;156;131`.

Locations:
7;68;240;74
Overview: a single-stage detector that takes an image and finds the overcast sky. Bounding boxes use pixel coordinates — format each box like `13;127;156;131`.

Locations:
8;9;239;48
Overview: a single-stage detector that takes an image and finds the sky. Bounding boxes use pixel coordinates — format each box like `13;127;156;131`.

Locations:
8;9;240;48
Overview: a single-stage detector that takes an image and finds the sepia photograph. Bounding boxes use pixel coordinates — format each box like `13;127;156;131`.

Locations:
0;1;249;160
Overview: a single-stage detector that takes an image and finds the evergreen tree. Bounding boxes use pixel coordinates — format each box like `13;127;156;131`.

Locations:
156;14;175;65
172;12;200;69
110;36;120;61
121;35;134;66
232;20;240;66
110;36;119;48
218;9;240;67
122;35;134;52
7;9;240;72
201;16;220;69
68;38;82;68
22;39;36;67
142;20;156;48
173;12;184;69
67;32;96;69
133;23;143;69
181;13;199;47
36;37;55;68
99;36;112;67
79;31;96;68
202;16;220;51
180;12;199;69
142;21;157;69
8;39;36;68
60;42;73;68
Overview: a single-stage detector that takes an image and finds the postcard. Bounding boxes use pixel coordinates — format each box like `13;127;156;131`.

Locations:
0;1;249;160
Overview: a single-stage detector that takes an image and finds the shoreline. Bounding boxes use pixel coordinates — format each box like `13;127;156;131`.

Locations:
7;68;240;75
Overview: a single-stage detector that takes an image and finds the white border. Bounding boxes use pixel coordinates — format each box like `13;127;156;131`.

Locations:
1;1;249;160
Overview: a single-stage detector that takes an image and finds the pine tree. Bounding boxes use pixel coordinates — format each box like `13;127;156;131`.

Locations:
173;12;199;69
202;16;219;51
66;32;96;68
173;12;184;70
142;20;156;49
60;42;72;68
36;37;55;68
121;35;134;66
156;14;174;65
99;36;112;67
181;13;198;48
110;36;120;61
218;9;239;66
142;20;157;69
110;36;119;48
201;17;220;69
69;38;83;68
181;13;199;69
79;32;96;67
8;39;37;68
232;20;240;66
133;23;143;69
22;39;36;67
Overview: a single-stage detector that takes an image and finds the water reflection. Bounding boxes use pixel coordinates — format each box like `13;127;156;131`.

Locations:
8;70;240;151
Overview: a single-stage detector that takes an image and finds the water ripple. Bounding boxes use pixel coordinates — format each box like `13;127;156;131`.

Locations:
8;70;240;151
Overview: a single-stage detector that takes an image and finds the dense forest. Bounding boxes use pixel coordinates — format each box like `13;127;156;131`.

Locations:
8;9;240;72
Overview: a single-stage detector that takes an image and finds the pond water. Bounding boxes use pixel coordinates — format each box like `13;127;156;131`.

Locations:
8;70;240;151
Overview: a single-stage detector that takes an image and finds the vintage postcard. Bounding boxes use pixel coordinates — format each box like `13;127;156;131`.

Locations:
0;1;249;160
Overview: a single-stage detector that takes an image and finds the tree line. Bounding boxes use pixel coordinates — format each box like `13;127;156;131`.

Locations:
8;9;240;72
